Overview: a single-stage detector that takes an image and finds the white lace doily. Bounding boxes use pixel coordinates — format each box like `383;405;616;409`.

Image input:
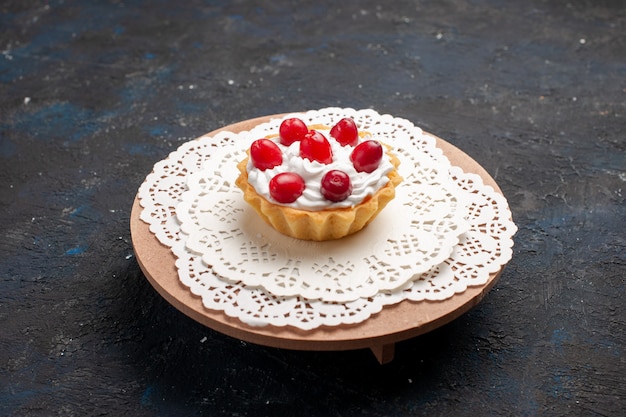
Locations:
176;133;468;302
138;108;517;330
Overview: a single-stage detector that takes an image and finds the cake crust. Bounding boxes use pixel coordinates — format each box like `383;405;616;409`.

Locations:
235;151;402;241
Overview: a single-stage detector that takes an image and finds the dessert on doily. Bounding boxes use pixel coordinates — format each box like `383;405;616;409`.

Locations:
137;108;517;330
235;117;402;241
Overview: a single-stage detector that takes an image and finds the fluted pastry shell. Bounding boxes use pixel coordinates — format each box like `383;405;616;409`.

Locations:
235;151;402;241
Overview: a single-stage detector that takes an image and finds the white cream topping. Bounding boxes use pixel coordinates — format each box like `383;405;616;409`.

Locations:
246;128;395;210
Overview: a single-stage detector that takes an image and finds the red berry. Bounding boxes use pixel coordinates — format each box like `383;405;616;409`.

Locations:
250;139;282;170
300;130;333;164
269;172;305;203
279;118;308;146
330;118;359;147
321;170;352;202
350;140;383;173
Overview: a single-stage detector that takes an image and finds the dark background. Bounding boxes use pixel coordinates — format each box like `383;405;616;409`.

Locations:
1;1;624;416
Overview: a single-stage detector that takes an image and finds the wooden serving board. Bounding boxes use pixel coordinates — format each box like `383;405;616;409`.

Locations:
130;114;508;364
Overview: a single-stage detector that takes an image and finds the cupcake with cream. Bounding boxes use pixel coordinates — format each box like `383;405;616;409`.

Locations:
235;116;402;241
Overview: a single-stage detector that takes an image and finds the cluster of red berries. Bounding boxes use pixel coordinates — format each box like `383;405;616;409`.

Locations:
250;117;384;204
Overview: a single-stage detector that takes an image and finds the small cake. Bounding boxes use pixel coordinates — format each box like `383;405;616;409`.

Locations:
235;116;402;241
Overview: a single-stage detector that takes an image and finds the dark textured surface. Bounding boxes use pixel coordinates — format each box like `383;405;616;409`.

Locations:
1;1;624;416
